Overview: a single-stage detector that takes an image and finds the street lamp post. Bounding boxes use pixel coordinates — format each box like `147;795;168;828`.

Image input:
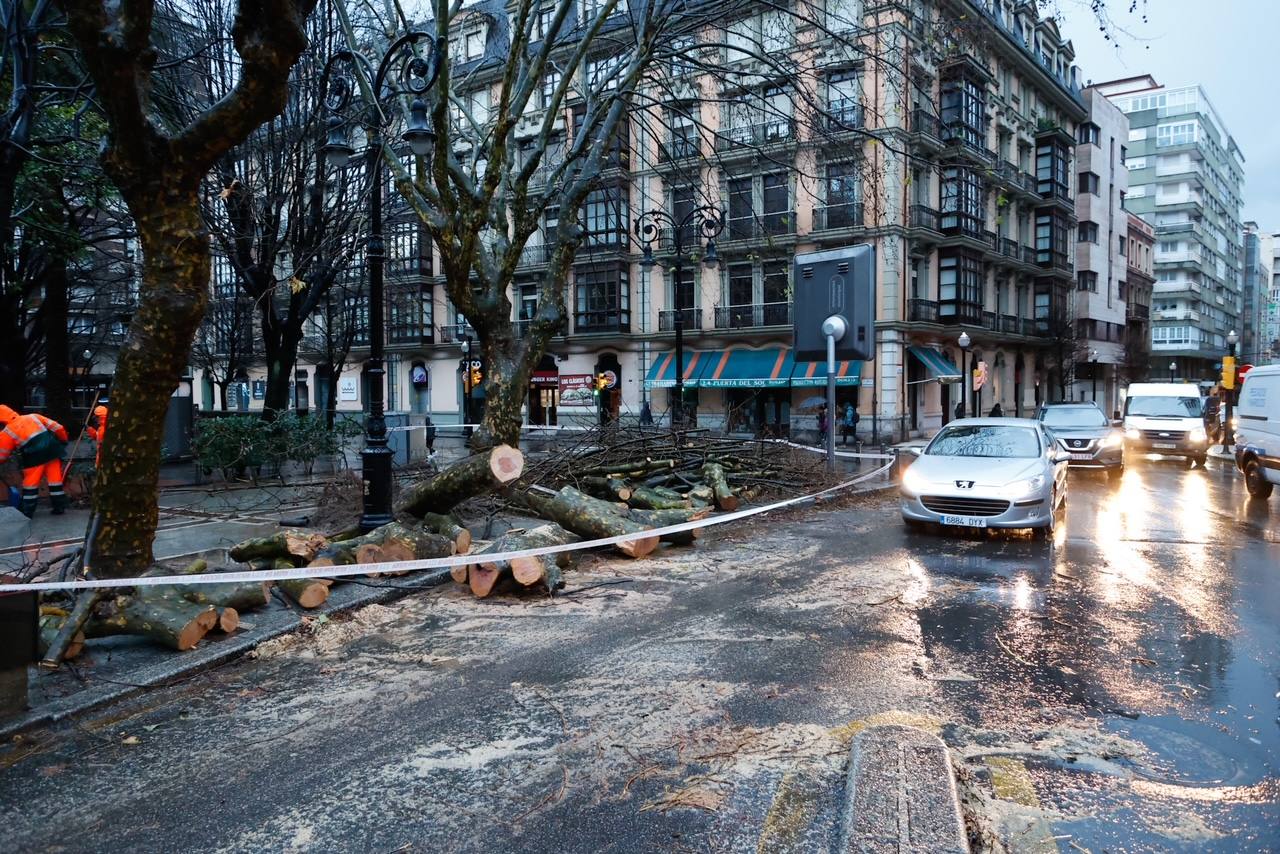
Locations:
1090;348;1099;404
958;331;971;418
1223;329;1238;453
635;206;724;429
461;335;474;440
320;33;442;533
1169;361;1177;382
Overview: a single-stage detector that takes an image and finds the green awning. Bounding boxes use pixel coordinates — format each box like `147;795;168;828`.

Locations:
790;359;863;387
908;346;962;381
645;350;716;389
697;348;795;388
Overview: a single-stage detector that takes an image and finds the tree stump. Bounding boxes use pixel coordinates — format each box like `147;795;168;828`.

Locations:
701;462;739;511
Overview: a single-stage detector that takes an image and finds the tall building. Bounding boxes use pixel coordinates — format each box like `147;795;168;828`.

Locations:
1095;76;1245;384
1241;222;1273;365
1070;87;1129;413
1268;236;1280;363
1124;212;1156;383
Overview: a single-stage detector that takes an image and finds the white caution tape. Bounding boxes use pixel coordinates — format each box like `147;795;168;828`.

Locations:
0;460;894;594
770;438;896;460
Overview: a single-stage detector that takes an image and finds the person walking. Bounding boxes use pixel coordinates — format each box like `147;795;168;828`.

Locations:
842;403;859;446
86;404;109;469
639;400;654;427
423;415;437;456
0;404;70;517
988;402;1003;417
817;404;829;446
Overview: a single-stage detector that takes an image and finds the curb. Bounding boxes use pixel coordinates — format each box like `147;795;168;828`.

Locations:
838;724;969;853
0;568;453;740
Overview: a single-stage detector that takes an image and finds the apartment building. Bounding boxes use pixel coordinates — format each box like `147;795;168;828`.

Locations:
1095;76;1245;383
197;0;1092;441
1124;212;1155;384
1241;222;1273;365
1069;86;1128;413
1269;238;1280;363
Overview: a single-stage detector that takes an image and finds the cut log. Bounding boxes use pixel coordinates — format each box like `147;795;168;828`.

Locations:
39;589;102;668
217;607;240;633
155;580;271;612
397;444;524;517
228;531;328;563
701;462;739;511
628;508;708;546
310;521;450;570
420;512;472;554
468;563;506;598
277;578;330;609
379;529;455;563
86;593;218;651
450;564;469;584
579;459;676;477
524;490;659;559
579;476;633;502
354;543;386;566
487;524;580;589
38;615;85;661
650;485;686;502
557;485;629;517
627;486;689;511
688;484;715;506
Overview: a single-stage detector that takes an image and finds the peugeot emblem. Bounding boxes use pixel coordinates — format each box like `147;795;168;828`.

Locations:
1159;432;1170;437
955;480;974;489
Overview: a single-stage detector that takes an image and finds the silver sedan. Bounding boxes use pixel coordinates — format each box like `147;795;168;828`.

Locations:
900;418;1069;537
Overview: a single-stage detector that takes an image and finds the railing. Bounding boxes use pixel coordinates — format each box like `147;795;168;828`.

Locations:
1036;248;1073;272
1128;303;1150;320
1021;246;1037;265
942;126;997;162
999;237;1020;259
659;137;701;163
1000;314;1022;334
716;120;796;151
574;309;629;333
388;321;434;345
440;323;476;342
724;211;796;240
940;211;987;240
713;302;791;329
908;298;939;322
517;243;553;267
909;205;940;231
658;307;702;332
813;202;864;231
826;100;863;130
939;303;983;326
911;108;942;139
982;311;999;331
1016;171;1038;195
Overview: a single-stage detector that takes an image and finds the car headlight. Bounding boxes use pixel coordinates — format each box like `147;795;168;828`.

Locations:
901;465;929;495
1189;426;1207;443
1125;427;1141;440
1005;474;1045;499
1102;431;1124;449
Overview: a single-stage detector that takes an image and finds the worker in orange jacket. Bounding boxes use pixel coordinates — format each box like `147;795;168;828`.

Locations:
0;404;70;517
86;404;109;468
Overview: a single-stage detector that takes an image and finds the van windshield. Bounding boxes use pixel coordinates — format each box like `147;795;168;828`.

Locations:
1125;395;1203;417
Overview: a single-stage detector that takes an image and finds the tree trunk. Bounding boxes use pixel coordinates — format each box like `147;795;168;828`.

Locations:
419;512;472;554
523;489;658;559
228;530;328;563
89;199;211;579
262;321;303;418
86;592;217;651
701;462;739;511
627;486;689;511
396;445;524;517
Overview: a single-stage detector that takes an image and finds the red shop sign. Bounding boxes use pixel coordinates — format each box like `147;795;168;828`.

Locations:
559;374;593;392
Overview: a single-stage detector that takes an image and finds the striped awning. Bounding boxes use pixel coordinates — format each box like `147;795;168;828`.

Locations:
907;346;962;381
790;360;863;387
697;348;795;388
645;350;713;389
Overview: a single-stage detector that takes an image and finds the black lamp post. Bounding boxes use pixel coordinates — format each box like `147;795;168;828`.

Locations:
1090;348;1099;404
1169;360;1177;382
461;335;474;440
958;331;971;417
320;33;442;532
1223;329;1238;453
635;205;724;429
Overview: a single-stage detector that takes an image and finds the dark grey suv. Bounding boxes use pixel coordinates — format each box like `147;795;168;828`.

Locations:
1036;402;1125;478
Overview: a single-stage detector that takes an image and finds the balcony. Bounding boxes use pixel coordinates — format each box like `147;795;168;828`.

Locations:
440;323;476;342
939;211;988;242
725;211;796;241
658;137;701;164
1000;314;1023;334
813;202;864;231
911;109;942;144
658;307;702;332
909;205;940;233
826;100;863;131
713;302;791;330
941;126;997;164
1037;248;1073;273
939;302;984;326
908;299;939;323
716;120;796;153
516;243;553;268
575;309;629;334
1127;304;1150;320
982;310;999;331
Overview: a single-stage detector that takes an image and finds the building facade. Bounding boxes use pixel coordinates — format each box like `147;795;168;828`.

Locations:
1269;236;1280;363
1069;86;1129;413
194;0;1095;442
1095;76;1245;384
1124;212;1156;384
1241;222;1273;366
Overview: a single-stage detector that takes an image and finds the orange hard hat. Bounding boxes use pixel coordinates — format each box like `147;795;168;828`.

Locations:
0;404;17;425
94;405;108;419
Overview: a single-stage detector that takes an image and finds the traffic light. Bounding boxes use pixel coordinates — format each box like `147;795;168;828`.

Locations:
470;367;483;390
1222;355;1236;390
596;373;609;391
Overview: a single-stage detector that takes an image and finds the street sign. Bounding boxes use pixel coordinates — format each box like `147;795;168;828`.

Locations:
792;244;875;362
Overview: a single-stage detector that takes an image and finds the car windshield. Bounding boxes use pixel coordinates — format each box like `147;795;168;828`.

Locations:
1040;407;1107;428
926;425;1041;459
1125;395;1203;417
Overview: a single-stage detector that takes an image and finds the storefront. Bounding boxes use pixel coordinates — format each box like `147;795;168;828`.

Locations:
528;355;559;425
696;348;794;436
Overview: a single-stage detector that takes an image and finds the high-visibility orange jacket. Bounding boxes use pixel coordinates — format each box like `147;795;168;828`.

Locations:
86;406;109;443
0;405;69;467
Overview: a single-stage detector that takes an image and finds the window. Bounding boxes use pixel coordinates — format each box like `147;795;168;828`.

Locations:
1077;271;1098;292
533;3;557;40
463;27;485;61
1118;235;1127;257
581;0;625;21
728;177;753;239
1077;221;1098;243
728;263;753;307
1128;128;1148;142
722;88;794;144
581;185;628;248
822;160;861;228
941;76;985;149
666;108;699;160
671;184;696;245
668;36;697;76
1078;172;1100;195
1036;209;1071;267
720;260;790;327
1077;122;1100;145
726;172;790;238
388;287;433;344
388;221;420;274
1036;135;1070;200
938;250;982;323
940;166;984;234
538;71;562;109
1125;157;1147;170
211;255;237;299
762;173;790;234
586;54;624;92
726;10;793;62
826;70;861;127
575;263;629;331
1156;121;1197;147
826;0;862;33
450;88;491;129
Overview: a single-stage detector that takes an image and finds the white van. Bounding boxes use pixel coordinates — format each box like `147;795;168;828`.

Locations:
1234;365;1280;499
1122;382;1210;466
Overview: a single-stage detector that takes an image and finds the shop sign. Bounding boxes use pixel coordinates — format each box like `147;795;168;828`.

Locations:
531;371;559;387
559;373;594;406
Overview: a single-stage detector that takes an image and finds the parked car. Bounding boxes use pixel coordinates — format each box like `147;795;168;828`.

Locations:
1037;402;1125;479
1234;364;1280;499
900;418;1069;538
1121;383;1210;466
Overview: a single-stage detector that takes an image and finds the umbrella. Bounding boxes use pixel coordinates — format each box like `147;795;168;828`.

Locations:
795;395;829;412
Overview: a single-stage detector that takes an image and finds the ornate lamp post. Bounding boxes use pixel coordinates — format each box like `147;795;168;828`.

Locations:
1090;348;1099;404
635;206;724;428
320;33;442;532
958;331;971;418
1169;360;1177;382
1223;329;1238;452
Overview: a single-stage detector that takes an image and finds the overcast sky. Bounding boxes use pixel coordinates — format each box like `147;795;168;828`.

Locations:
1053;0;1277;231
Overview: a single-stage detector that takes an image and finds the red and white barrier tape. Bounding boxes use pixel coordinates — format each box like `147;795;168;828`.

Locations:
0;459;894;593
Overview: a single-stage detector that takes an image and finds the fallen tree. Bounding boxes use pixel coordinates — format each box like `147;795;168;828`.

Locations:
397;445;524;517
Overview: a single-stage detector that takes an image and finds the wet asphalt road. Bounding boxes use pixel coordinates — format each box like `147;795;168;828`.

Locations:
1;456;1278;852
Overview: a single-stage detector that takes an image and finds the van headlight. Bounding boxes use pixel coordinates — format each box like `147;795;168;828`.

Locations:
1102;431;1124;448
1125;427;1141;440
1189;426;1207;443
1005;474;1045;499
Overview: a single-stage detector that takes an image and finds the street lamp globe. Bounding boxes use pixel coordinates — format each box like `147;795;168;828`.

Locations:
958;331;971;349
702;239;719;269
322;115;355;168
1227;329;1238;348
402;98;435;157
